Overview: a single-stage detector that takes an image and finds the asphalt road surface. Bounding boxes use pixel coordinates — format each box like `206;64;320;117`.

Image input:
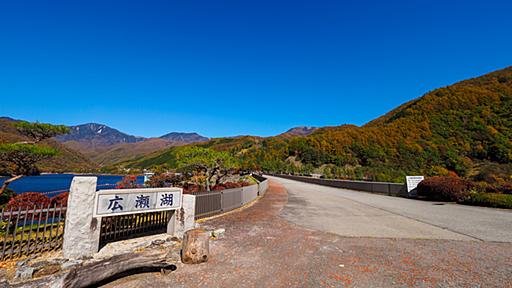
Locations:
268;176;512;242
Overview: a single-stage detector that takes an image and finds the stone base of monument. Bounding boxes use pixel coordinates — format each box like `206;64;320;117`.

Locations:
3;233;182;288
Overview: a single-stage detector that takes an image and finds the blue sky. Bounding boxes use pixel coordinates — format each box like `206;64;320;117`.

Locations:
0;0;511;138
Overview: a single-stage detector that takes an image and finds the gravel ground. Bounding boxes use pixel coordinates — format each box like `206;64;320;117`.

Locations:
102;181;512;288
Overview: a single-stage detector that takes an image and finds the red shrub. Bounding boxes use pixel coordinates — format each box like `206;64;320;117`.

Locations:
416;176;473;201
211;184;226;191
116;175;140;189
50;192;69;207
183;184;203;194
502;184;512;195
239;181;252;187
222;182;242;189
6;192;51;210
212;181;252;190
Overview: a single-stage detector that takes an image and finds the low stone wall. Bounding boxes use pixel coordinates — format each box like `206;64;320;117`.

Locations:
272;174;408;197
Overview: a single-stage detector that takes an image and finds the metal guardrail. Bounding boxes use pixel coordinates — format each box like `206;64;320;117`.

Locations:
0;204;67;260
272;174;407;197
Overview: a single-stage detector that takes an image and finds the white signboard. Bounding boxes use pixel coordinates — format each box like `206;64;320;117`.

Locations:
406;176;424;192
94;187;182;217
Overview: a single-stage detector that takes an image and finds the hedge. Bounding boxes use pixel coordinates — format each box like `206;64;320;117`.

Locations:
460;192;512;209
416;176;473;201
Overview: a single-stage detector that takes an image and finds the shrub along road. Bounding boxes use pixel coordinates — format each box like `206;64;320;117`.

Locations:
103;179;512;287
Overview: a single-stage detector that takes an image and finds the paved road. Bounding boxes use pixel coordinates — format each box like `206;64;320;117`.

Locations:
268;176;512;242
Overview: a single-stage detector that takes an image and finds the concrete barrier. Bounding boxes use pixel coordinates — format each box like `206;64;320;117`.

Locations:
193;175;270;220
241;185;258;205
272;174;408;197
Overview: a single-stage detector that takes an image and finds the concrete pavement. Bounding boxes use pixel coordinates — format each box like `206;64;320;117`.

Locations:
268;176;512;242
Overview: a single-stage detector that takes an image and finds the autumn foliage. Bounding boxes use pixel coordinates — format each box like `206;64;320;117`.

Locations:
213;181;251;190
50;192;69;206
6;192;51;210
416;177;474;201
116;175;140;189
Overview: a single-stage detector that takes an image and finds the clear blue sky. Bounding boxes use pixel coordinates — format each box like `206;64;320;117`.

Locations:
0;0;511;138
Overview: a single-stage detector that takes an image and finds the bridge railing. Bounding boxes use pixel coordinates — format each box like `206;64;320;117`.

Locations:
192;174;269;220
271;174;407;197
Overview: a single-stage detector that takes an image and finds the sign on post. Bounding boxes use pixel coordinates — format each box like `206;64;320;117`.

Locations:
406;176;424;193
94;187;182;217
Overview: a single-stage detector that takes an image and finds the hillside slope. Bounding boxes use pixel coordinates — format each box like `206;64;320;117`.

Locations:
93;138;177;165
122;67;512;184
0;118;97;173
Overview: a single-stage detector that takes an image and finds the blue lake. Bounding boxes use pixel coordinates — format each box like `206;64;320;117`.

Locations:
0;174;144;197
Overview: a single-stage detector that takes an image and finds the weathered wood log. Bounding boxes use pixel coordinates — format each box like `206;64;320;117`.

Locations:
10;243;178;288
181;228;209;264
61;247;175;288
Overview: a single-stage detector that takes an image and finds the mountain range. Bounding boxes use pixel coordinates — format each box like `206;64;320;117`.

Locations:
55;123;209;165
1;117;319;170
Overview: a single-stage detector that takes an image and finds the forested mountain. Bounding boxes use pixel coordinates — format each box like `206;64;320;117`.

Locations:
0;118;96;173
121;67;512;185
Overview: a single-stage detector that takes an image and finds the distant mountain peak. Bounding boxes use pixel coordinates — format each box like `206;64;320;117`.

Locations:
159;132;209;143
56;123;145;146
281;126;317;137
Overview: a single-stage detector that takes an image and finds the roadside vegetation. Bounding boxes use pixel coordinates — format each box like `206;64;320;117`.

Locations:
114;146;254;193
416;176;512;209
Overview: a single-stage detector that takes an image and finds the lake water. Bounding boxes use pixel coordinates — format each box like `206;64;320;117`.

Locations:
0;174;144;196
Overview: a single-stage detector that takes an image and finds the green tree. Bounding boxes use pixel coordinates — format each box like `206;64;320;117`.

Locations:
175;146;238;191
0;121;69;195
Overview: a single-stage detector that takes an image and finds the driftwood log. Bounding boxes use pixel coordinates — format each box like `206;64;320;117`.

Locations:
181;228;209;264
11;246;177;288
62;247;176;288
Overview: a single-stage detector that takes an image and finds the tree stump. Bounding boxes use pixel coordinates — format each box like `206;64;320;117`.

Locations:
181;228;209;264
